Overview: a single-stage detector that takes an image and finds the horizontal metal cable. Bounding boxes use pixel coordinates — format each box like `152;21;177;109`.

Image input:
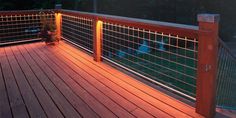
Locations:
103;29;198;54
103;22;198;43
62;21;93;32
62;14;93;53
0;26;40;31
0;13;54;44
216;39;236;110
102;38;197;71
62;23;93;37
103;33;198;62
102;44;196;79
102;49;196;89
60;12;198;99
62;31;93;48
102;56;196;100
102;22;198;98
62;15;92;26
62;37;93;54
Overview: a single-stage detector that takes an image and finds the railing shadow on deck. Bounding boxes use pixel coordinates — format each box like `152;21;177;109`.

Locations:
1;9;236;118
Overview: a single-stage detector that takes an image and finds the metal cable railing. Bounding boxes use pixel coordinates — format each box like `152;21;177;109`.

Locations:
59;10;199;100
0;10;55;45
61;14;94;53
216;39;236;110
2;9;236;116
59;11;236;115
102;22;198;100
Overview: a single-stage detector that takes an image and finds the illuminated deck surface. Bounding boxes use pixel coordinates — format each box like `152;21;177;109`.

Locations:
0;41;203;118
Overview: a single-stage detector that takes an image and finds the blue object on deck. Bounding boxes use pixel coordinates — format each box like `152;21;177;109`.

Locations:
137;40;150;54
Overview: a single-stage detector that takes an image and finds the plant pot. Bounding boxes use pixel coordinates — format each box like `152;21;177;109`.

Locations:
45;31;59;45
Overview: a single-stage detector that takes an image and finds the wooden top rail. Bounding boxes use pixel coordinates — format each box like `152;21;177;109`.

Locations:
0;9;55;16
60;9;199;39
0;9;199;39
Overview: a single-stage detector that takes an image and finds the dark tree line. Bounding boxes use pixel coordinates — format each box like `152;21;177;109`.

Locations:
0;0;61;10
63;0;236;41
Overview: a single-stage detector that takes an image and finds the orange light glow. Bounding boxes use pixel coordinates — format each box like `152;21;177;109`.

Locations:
94;20;103;62
55;13;62;40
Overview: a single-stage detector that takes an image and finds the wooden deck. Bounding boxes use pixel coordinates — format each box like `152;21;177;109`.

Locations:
0;41;203;118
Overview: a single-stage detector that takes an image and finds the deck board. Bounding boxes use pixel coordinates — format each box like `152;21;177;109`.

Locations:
0;47;29;118
5;47;47;118
0;48;12;118
0;41;203;118
18;45;82;118
27;43;114;118
51;43;172;117
37;43;152;118
56;43;192;118
22;44;83;118
11;46;64;118
60;42;203;118
34;43;136;118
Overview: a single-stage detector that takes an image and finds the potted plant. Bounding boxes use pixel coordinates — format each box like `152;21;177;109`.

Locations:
39;11;59;45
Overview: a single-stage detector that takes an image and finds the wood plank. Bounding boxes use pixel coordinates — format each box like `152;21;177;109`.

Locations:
27;44;107;118
64;40;202;117
38;43;139;118
0;47;29;118
5;47;47;118
131;108;155;118
0;41;203;117
61;41;203;117
71;43;203;117
18;45;82;118
24;43;101;118
58;42;194;117
0;48;12;118
51;44;171;118
57;44;180;117
50;43;173;117
11;46;64;118
39;44;155;118
42;44;141;113
29;43;127;118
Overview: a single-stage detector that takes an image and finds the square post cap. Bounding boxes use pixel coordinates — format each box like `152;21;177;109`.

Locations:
198;14;220;23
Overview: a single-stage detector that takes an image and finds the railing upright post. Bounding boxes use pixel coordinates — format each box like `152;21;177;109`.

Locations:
196;14;220;118
55;12;62;40
93;19;103;62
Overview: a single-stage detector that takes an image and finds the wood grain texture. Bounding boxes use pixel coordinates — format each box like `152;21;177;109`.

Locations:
1;47;29;118
11;46;64;118
0;42;203;118
0;48;12;118
5;47;47;118
61;41;204;118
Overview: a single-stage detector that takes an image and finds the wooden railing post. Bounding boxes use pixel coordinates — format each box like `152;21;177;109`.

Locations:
196;14;220;118
93;19;103;62
55;12;62;40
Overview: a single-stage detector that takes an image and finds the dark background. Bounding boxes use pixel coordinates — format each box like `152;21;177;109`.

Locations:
0;0;61;10
0;0;235;41
62;0;236;42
